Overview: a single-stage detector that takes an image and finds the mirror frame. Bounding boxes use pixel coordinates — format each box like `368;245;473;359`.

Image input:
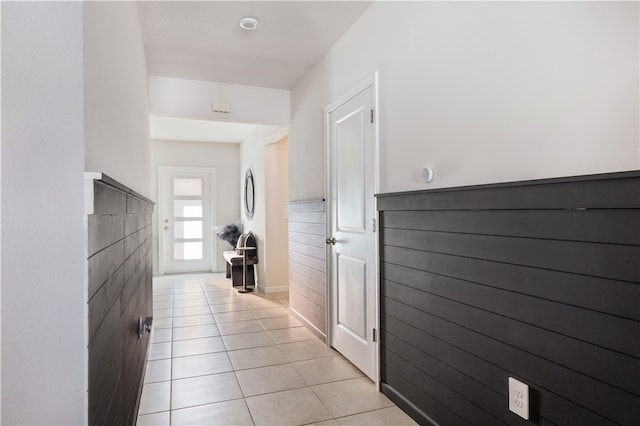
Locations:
244;168;255;220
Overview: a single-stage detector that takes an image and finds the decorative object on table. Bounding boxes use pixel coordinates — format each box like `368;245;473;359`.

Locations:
214;224;241;248
244;168;255;220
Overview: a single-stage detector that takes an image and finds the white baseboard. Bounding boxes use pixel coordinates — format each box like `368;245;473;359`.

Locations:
261;285;290;293
289;307;327;342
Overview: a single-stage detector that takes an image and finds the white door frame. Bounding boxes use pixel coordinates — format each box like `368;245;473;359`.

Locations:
157;166;217;275
324;71;380;384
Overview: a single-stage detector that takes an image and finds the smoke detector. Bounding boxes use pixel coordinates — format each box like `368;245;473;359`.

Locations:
239;17;259;31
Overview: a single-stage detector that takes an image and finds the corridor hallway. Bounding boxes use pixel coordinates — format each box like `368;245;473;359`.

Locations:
136;274;417;425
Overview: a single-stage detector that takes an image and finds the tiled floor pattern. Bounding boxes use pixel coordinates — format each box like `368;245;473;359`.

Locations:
136;273;417;426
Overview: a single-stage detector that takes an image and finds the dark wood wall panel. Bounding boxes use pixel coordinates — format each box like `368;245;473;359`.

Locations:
288;200;327;341
87;175;154;426
377;171;640;426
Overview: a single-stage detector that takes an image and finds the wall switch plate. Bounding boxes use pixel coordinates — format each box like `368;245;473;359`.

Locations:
508;377;529;420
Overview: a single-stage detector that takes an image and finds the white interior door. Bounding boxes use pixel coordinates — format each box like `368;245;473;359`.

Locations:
327;85;376;380
160;168;215;274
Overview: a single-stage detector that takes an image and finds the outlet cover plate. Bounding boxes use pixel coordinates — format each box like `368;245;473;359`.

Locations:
509;377;529;420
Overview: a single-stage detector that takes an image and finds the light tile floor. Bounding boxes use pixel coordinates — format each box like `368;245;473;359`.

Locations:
136;273;417;426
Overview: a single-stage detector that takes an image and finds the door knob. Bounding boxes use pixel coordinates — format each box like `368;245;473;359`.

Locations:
325;237;336;245
164;226;169;231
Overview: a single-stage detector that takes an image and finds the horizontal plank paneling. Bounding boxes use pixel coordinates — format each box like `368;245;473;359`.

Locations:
382;314;616;426
384;278;639;395
383;209;640;245
383;228;639;282
383;263;640;365
382;245;640;321
289;221;325;236
289;200;325;213
289;231;326;248
384;296;637;425
383;367;470;426
87;176;154;426
289;200;327;339
377;171;640;211
377;171;640;426
385;346;509;426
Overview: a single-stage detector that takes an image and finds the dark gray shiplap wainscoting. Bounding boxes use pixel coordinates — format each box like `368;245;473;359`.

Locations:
376;171;640;426
86;173;154;425
288;200;327;341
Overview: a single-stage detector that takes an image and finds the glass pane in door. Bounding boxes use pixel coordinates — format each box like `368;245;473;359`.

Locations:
174;242;203;260
174;200;203;218
173;221;203;239
174;178;202;196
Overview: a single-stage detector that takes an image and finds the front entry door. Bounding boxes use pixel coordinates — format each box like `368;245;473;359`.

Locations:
160;167;215;274
327;85;376;380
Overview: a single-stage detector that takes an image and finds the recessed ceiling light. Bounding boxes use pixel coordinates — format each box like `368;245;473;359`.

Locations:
239;17;259;31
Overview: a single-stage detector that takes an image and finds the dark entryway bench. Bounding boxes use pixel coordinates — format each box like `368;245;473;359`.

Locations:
223;232;258;288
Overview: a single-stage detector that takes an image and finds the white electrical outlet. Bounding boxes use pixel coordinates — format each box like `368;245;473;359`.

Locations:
508;377;529;420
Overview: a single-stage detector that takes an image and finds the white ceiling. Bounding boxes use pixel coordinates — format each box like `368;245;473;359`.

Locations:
137;1;372;90
150;115;257;143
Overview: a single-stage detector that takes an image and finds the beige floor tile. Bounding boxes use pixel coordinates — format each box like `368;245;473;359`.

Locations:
153;285;173;292
293;356;364;386
172;289;205;297
173;314;214;328
336;406;419;425
138;381;170;415
172;336;226;357
280;340;337;362
228;346;289;371
153;308;172;319
172;293;206;301
144;359;171;384
152;301;172;310
252;307;289;319
173;286;204;294
268;327;316;344
173;297;208;308
305;420;339;426
208;296;243;305
214;310;257;323
171;399;253;425
137;411;170;425
153;317;172;329
152;294;172;302
147;342;172;361
172;305;212;317
236;363;307;397
245;298;282;310
217;319;265;336
210;303;250;313
139;275;413;425
222;331;276;351
172;352;233;379
259;316;302;330
172;324;220;341
246;387;332;426
171;372;243;410
150;328;172;343
312;377;394;418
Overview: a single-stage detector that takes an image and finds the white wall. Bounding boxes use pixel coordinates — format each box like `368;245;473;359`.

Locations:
84;2;151;197
151;140;240;275
149;76;291;126
240;126;288;290
289;2;640;200
1;2;87;424
265;137;290;291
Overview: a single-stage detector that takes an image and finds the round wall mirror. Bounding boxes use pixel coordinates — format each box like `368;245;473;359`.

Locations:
244;168;255;219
